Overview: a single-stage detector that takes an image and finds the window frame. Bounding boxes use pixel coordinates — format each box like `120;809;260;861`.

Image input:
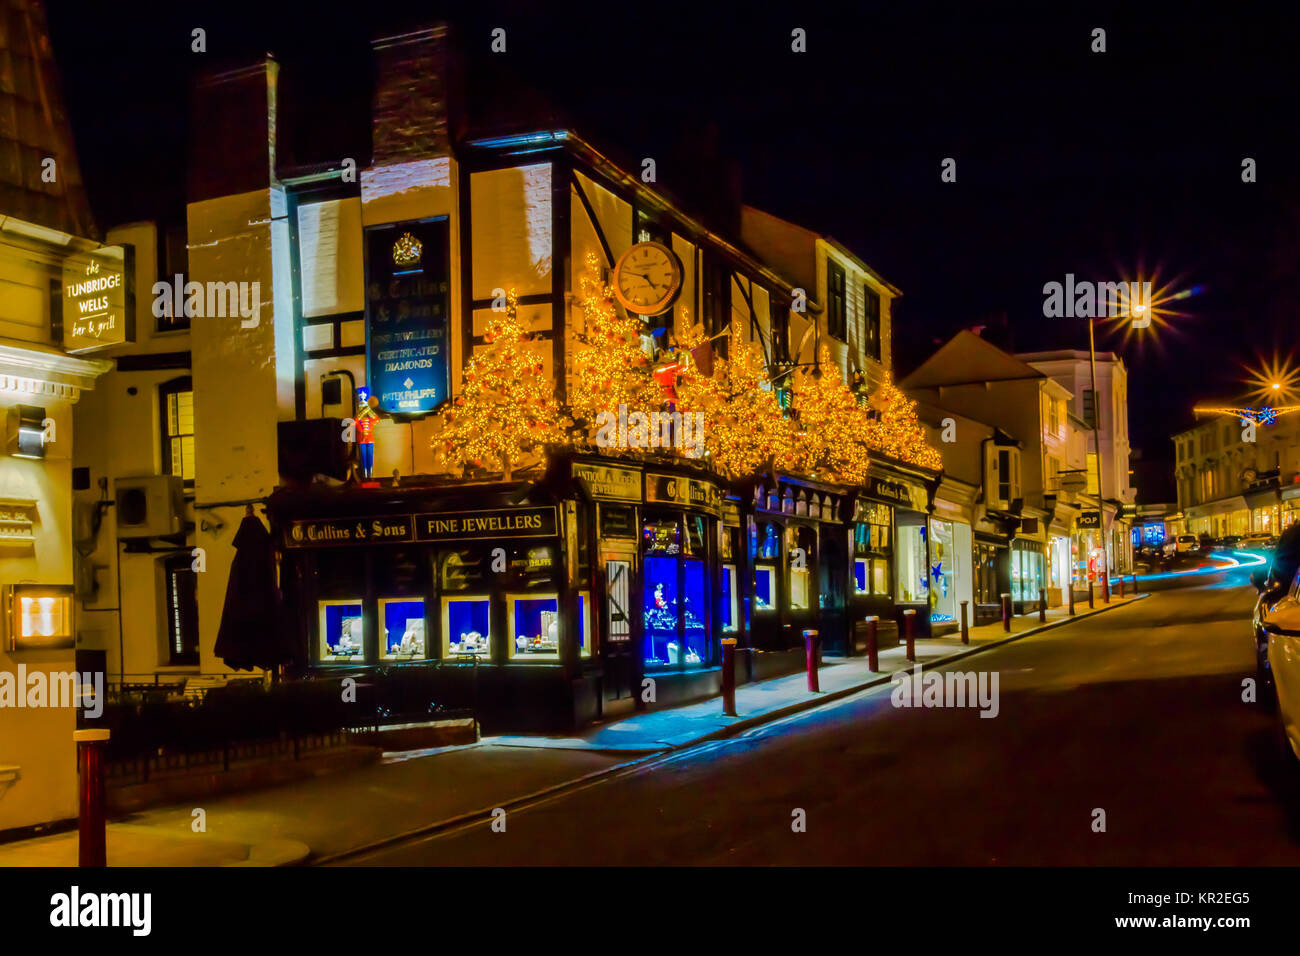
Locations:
163;552;199;667
827;260;847;341
159;376;195;487
862;283;881;360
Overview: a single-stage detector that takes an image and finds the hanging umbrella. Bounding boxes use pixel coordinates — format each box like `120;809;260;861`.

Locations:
215;508;287;671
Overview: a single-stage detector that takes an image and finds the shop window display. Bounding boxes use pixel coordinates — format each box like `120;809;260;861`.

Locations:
682;559;707;666
378;598;427;660
721;565;738;631
896;522;929;603
319;600;365;662
643;555;682;666
755;565;777;611
788;525;816;610
929;520;956;623
853;557;888;595
508;593;561;660
578;591;592;658
643;519;681;556
443;596;491;658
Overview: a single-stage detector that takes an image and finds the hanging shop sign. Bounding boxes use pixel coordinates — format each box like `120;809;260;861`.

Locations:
59;246;135;354
365;218;450;415
1077;511;1101;529
574;461;642;502
645;473;722;515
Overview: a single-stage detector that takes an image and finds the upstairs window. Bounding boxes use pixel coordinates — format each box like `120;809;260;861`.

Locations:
157;223;190;332
863;285;881;360
827;260;846;340
160;376;195;485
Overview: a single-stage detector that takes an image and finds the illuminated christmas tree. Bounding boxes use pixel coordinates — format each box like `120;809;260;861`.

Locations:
568;252;661;434
675;319;794;478
866;371;943;470
781;346;872;483
433;289;570;480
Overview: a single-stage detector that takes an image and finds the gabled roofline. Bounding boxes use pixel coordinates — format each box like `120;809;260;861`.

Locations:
463;129;802;305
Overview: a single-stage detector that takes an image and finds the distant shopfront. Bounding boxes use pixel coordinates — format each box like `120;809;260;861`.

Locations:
850;468;935;640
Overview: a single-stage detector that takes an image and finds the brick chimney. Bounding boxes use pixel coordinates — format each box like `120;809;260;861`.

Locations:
188;56;278;203
371;25;459;166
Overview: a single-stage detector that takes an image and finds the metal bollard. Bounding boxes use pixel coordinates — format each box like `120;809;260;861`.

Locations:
1038;588;1047;623
1102;572;1110;603
75;729;110;867
1088;581;1095;609
1068;580;1076;616
1001;593;1012;632
721;638;737;716
865;615;880;672
804;629;820;692
959;600;969;645
903;609;917;661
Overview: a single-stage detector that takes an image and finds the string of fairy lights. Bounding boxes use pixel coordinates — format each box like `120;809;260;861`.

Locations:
432;261;943;484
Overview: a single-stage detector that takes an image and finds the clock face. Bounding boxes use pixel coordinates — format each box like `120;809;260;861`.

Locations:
612;241;683;316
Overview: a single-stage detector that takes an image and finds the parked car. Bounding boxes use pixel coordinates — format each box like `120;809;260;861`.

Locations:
1218;535;1243;552
1163;534;1200;556
1251;524;1300;711
1242;531;1275;551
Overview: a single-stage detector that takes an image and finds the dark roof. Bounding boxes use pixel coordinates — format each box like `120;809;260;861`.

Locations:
0;0;95;237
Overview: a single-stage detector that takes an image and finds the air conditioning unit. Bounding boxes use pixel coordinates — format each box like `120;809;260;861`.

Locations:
115;475;185;539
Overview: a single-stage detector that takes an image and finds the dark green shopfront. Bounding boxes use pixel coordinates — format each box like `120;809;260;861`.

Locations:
269;452;938;733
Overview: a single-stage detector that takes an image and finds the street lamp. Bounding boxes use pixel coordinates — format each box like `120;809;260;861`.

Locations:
1086;315;1111;601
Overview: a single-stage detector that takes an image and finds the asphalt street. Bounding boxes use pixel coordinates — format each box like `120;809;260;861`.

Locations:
345;570;1300;865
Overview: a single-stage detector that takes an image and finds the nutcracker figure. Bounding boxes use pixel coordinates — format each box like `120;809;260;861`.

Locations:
355;387;380;480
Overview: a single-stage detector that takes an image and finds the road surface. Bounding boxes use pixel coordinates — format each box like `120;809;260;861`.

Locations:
344;571;1299;865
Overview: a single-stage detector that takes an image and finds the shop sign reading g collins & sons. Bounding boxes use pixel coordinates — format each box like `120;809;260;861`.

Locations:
59;246;135;354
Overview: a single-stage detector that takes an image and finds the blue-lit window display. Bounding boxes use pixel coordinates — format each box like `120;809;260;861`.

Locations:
721;565;738;632
854;557;889;595
508;593;560;660
683;559;706;667
578;591;592;657
644;554;681;667
318;600;364;662
755;565;777;611
379;598;427;660
443;596;491;658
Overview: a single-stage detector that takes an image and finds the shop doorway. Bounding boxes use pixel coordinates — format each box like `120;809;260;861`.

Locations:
600;551;638;705
819;526;848;654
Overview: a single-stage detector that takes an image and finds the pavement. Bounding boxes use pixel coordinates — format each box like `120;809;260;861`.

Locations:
0;592;1143;866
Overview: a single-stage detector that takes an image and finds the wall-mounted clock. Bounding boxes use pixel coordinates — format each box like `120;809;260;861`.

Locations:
611;241;683;316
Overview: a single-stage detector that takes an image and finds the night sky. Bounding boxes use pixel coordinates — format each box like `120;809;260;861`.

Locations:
45;1;1299;489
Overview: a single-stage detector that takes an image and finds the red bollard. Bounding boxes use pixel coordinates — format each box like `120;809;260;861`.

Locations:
865;615;880;672
1102;572;1110;603
959;600;969;645
75;729;110;868
1001;593;1012;632
721;638;737;716
1068;580;1076;616
1038;588;1047;623
903;609;917;661
804;629;820;692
